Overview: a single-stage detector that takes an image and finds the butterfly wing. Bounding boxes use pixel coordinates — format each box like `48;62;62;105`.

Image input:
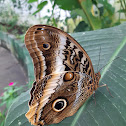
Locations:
25;25;95;82
25;72;93;125
25;25;95;125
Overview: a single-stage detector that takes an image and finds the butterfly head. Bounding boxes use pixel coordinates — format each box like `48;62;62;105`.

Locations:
94;71;101;89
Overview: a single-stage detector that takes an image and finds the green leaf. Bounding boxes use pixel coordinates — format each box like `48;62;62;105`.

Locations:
5;23;126;126
3;92;10;100
74;21;90;32
99;0;115;15
0;101;6;107
33;1;48;15
72;9;89;22
55;0;80;10
33;8;41;15
6;97;15;109
37;1;48;9
118;9;126;13
79;0;101;30
28;0;38;3
0;121;5;126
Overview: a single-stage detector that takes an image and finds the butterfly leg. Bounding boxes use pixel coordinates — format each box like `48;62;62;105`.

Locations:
93;91;96;105
99;83;113;97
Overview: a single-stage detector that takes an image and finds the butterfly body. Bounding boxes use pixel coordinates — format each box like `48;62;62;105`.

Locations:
25;25;101;126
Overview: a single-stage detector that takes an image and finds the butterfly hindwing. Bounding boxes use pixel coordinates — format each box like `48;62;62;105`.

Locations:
25;71;93;125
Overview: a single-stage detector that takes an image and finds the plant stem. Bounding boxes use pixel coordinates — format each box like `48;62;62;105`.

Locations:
123;0;126;9
77;0;94;30
119;4;121;21
119;0;126;17
123;0;126;17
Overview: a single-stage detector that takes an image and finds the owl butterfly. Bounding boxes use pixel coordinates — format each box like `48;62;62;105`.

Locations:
25;25;101;126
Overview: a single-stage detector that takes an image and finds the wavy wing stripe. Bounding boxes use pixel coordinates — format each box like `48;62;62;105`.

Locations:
25;25;68;82
25;28;46;81
25;73;64;125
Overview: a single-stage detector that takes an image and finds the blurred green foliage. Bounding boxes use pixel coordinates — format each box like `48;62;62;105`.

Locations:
0;0;126;35
25;0;126;32
117;0;126;16
0;5;29;37
33;1;48;15
0;0;29;37
0;81;33;126
0;82;23;126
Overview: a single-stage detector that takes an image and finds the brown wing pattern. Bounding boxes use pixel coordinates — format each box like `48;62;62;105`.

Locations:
24;25;99;126
25;72;94;126
25;25;95;82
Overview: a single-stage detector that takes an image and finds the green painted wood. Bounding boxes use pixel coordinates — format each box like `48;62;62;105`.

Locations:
0;31;35;82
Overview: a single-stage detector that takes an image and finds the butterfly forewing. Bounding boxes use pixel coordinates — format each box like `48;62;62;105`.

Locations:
25;25;95;82
25;25;100;126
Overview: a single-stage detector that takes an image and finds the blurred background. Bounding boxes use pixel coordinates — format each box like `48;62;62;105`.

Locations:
0;0;126;125
0;0;126;36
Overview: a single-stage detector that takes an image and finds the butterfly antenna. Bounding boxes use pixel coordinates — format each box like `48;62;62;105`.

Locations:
99;56;120;72
97;46;101;72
